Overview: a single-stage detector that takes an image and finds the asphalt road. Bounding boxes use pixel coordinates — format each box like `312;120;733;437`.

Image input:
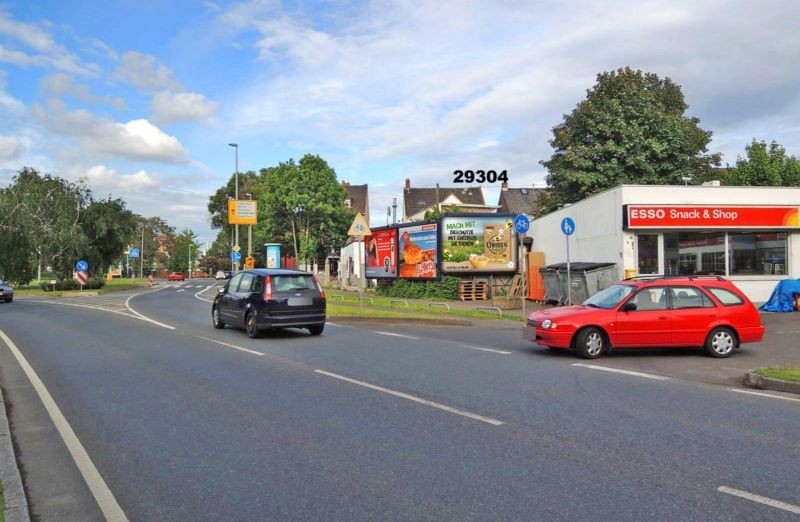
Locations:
0;282;798;521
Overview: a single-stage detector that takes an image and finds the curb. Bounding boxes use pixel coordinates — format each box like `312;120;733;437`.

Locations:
0;388;31;522
329;316;472;326
743;372;800;395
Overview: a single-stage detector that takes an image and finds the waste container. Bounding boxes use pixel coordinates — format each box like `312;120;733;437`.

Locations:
556;262;617;304
538;267;564;304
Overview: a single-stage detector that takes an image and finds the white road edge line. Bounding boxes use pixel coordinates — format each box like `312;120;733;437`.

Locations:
375;331;419;340
718;486;800;515
0;328;129;521
461;344;512;355
729;388;800;403
194;285;218;303
123;290;176;330
196;336;264;356
314;369;504;426
572;363;670;381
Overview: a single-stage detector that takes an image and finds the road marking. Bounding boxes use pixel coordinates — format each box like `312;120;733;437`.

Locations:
729;388;800;403
194;285;219;303
718;486;800;515
123;291;176;330
197;336;264;356
176;289;186;292
375;331;419;340
0;328;129;521
572;363;670;381
314;370;504;426
461;344;512;355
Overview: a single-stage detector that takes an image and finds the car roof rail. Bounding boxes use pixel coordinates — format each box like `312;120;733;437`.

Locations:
623;274;727;282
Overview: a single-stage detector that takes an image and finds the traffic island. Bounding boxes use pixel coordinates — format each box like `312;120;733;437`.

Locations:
743;368;800;395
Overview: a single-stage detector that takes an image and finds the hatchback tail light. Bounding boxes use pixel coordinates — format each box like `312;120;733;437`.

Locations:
312;274;326;299
264;275;272;301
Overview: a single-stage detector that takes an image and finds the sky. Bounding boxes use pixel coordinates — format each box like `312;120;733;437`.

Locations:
1;0;800;247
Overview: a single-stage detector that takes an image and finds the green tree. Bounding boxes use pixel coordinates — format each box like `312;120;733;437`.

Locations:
541;67;720;212
168;229;200;273
728;140;800;186
82;197;137;275
207;170;259;229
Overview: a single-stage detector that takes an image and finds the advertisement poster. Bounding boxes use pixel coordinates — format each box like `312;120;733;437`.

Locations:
441;215;517;273
398;223;439;279
365;228;398;278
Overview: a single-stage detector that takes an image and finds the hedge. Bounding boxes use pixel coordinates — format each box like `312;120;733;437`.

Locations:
376;276;460;300
41;277;106;291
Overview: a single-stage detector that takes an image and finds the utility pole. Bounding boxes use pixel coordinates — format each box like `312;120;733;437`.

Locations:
392;197;397;224
188;244;192;280
246;193;253;261
228;143;239;271
140;225;144;278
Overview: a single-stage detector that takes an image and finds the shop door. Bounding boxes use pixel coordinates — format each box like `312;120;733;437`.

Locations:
637;234;659;274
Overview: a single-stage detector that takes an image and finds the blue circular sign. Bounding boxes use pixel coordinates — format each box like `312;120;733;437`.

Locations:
76;260;88;272
231;251;242;262
513;214;530;234
560;217;576;236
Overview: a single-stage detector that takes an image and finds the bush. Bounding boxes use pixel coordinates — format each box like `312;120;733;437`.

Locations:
376;276;460;300
41;277;106;291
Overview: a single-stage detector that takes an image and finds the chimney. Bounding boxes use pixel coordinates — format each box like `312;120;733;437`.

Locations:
405;178;411;190
501;181;508;190
342;180;350;189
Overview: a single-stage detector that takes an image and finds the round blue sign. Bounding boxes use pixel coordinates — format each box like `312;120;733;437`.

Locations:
76;260;88;272
231;251;242;262
513;214;530;234
560;217;576;236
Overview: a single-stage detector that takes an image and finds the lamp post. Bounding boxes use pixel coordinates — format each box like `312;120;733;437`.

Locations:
246;192;253;261
188;243;192;280
228;142;239;270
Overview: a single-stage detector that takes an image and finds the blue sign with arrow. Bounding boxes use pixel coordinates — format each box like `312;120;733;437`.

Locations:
76;260;88;272
560;217;575;236
513;214;530;234
129;247;140;259
231;251;242;262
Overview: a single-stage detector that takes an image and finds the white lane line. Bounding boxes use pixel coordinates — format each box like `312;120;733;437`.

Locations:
196;336;264;356
314;369;504;426
194;285;219;303
461;344;512;355
0;328;129;521
176;289;186;293
718;486;800;515
375;331;419;340
123;291;175;330
572;363;670;381
729;388;800;403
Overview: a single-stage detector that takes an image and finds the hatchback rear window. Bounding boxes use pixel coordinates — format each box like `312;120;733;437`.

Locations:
706;287;745;306
273;275;316;292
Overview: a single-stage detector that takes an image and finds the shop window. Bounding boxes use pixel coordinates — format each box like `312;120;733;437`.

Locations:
664;232;724;275
729;232;787;275
637;234;658;274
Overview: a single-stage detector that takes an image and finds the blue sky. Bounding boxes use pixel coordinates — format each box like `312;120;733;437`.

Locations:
2;1;800;246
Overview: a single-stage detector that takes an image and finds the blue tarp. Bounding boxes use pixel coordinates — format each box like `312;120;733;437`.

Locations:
759;279;800;312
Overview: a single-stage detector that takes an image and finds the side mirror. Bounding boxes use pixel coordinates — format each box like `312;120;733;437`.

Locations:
621;301;637;312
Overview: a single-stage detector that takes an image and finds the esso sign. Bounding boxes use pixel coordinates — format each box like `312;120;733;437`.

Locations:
630;208;665;220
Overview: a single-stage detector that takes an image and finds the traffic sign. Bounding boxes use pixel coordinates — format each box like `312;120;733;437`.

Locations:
561;217;575;236
233;245;241;252
348;212;371;236
513;214;530;234
129;247;140;259
231;251;242;262
76;260;88;272
75;271;88;285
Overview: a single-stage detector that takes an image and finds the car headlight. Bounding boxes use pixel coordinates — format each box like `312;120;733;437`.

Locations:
542;319;552;329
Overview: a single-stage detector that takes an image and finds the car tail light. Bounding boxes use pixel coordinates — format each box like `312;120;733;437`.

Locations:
264;275;272;301
313;274;326;299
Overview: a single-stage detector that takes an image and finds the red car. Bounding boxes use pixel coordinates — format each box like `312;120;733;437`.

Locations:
524;276;765;359
168;272;185;281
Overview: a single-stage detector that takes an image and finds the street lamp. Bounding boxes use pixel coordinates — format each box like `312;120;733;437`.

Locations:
246;193;253;263
228;142;239;270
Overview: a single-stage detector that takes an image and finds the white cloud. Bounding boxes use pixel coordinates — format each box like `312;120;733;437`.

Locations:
115;51;182;91
41;73;126;109
152;90;219;124
85;165;160;191
35;100;189;163
0;135;23;161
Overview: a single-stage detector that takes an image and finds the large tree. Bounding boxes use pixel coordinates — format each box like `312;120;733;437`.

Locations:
82;197;137;275
728;139;800;187
207;170;260;229
541;67;720;212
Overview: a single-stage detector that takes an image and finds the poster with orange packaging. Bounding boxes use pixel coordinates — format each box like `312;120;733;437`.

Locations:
365;228;398;278
398;223;439;279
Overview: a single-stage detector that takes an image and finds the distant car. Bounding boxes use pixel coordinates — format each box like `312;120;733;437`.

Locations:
168;272;185;281
215;270;228;280
524;276;765;359
212;269;326;338
0;280;13;302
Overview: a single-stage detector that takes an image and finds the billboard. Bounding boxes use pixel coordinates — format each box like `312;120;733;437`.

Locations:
366;228;398;278
398;223;439;279
441;215;518;273
228;200;258;225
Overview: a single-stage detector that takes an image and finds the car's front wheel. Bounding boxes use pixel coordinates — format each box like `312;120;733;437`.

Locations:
245;312;260;339
212;306;225;329
705;327;737;358
574;327;605;359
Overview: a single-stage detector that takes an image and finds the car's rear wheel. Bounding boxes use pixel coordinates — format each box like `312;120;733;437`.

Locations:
574;327;604;359
705;327;737;358
212;306;225;329
245;312;260;339
308;324;324;336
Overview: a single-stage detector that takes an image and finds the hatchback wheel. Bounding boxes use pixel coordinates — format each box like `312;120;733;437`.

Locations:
245;312;260;339
212;306;225;329
705;327;737;358
575;327;604;359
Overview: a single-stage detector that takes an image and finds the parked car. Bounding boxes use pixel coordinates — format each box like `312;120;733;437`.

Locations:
168;272;186;281
0;280;13;302
524;276;765;359
212;269;326;338
215;270;229;280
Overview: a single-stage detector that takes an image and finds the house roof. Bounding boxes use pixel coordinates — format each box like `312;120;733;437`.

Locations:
498;187;545;215
344;183;368;216
404;186;485;218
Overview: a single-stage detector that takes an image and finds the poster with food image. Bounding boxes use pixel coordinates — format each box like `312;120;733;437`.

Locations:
398;223;439;279
441;215;518;273
365;228;398;278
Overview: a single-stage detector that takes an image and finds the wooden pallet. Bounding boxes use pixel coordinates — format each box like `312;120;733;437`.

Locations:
459;281;488;301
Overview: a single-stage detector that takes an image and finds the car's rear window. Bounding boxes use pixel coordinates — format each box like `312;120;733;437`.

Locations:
272;275;316;292
706;287;745;306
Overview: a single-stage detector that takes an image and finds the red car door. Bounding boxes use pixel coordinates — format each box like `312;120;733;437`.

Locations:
614;287;671;347
668;286;718;346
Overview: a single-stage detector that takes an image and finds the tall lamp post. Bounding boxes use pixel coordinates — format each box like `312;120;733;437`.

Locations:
228;142;239;271
246;193;253;263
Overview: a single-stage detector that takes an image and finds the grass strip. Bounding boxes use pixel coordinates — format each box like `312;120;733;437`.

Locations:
756;367;800;383
328;293;527;322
